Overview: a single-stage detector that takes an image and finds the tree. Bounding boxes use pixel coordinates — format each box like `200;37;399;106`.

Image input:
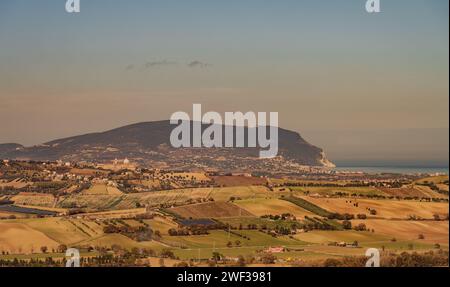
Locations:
212;252;223;262
168;228;178;236
357;214;367;220
40;246;48;254
160;249;175;259
354;223;366;231
57;244;67;253
418;234;425;240
237;255;246;267
342;220;352;230
261;253;276;264
131;247;141;256
175;261;189;267
323;258;341;267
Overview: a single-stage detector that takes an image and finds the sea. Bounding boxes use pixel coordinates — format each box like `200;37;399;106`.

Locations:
333;166;449;175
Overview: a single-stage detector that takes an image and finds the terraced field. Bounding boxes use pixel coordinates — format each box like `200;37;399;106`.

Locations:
144;217;179;235
79;208;147;219
81;184;123;195
11;192;56;207
0;179;31;189
294;230;391;244
56;186;273;210
6;217;104;246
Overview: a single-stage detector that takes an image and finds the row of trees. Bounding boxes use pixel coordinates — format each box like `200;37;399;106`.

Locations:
322;250;449;267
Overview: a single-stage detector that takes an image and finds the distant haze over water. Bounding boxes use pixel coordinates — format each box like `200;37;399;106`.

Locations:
334;166;449;175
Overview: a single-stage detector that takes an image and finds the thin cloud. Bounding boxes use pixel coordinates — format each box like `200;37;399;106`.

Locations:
124;60;212;71
144;60;177;68
187;60;211;68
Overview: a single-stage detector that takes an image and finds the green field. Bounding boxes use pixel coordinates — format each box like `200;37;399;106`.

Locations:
160;230;305;249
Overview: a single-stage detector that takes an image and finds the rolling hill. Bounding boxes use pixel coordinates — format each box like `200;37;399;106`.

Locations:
0;121;334;171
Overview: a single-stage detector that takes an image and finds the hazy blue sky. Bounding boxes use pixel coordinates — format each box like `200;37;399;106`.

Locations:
0;0;448;166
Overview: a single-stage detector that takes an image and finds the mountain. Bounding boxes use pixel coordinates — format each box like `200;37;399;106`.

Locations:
0;121;334;172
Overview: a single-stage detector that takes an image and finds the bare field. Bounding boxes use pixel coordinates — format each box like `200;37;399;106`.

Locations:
302;196;449;219
211;176;267;187
208;186;272;202
415;175;449;185
234;198;315;218
170;202;253;218
436;184;449;192
0;222;59;254
352;219;449;245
